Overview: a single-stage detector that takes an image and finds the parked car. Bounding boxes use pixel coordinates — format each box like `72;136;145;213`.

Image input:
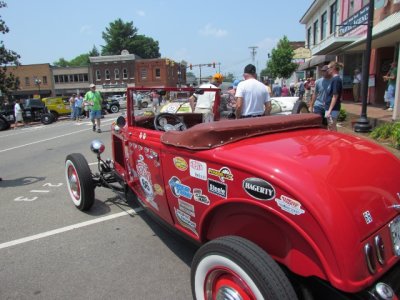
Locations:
0;99;54;125
65;87;399;300
105;99;120;113
42;96;72;121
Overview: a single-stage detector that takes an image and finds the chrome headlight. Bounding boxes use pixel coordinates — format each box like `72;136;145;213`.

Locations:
90;139;105;154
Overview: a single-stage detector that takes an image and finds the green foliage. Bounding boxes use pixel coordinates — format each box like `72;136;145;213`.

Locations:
223;72;235;82
0;1;20;98
370;122;400;149
88;45;99;57
338;108;347;122
261;36;297;79
101;19;160;58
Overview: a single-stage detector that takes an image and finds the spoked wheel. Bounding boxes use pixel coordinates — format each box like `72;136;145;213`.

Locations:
65;153;94;211
191;236;298;300
41;113;54;124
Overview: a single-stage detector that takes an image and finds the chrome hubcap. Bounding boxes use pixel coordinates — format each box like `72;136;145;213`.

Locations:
216;286;243;300
68;166;80;200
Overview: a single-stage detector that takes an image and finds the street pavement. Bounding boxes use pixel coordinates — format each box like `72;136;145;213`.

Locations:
0;113;195;300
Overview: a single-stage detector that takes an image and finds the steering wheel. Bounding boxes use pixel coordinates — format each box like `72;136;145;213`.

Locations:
154;113;188;132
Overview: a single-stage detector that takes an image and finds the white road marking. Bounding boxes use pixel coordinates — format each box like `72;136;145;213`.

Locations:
30;190;50;193
0;208;143;250
89;162;98;166
14;196;38;202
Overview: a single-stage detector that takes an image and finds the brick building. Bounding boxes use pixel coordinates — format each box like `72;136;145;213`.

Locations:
52;66;90;96
6;63;53;99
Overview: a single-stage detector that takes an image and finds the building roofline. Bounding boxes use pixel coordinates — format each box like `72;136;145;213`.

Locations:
299;0;319;24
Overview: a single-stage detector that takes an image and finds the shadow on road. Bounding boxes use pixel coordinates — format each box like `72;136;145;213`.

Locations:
0;176;46;188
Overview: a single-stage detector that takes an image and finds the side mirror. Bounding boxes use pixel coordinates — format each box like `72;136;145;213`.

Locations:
116;115;126;127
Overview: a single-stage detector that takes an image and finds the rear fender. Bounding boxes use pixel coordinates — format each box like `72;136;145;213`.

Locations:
200;201;331;280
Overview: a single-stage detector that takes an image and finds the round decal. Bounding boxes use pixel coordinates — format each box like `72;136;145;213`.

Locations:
242;178;275;200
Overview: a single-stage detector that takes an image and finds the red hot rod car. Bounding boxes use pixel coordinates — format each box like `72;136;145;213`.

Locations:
65;87;400;300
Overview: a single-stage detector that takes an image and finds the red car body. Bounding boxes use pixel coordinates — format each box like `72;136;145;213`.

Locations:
69;86;400;299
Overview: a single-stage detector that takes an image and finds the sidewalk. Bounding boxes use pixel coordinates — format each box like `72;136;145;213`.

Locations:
341;101;395;127
339;101;400;158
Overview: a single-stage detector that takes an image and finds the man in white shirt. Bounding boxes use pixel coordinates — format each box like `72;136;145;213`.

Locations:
189;73;223;122
14;99;25;129
235;64;271;119
353;68;362;102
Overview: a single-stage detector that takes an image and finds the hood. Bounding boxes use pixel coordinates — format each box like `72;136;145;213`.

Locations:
212;128;400;241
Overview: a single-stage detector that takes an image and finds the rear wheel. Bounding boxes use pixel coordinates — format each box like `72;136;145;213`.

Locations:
41;113;54;124
50;111;59;121
191;236;298;300
0;115;10;131
65;153;95;211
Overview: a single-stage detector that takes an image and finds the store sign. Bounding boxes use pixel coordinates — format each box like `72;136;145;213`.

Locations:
339;5;369;36
102;83;127;89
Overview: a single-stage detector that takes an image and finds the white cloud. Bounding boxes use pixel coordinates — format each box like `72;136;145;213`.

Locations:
198;24;227;38
80;25;93;35
136;10;146;17
256;37;279;53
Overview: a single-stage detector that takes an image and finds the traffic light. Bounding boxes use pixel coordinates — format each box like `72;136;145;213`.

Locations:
213;62;215;68
190;64;192;70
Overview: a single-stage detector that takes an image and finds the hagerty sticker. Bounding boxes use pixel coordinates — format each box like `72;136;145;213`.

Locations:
189;159;207;181
275;195;305;215
208;179;227;198
243;178;275;200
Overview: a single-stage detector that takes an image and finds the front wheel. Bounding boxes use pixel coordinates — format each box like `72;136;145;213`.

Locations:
41;113;54;125
110;105;119;113
191;236;298;300
65;153;95;211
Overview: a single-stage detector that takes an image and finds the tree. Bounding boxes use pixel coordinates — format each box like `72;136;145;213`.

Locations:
0;1;20;99
101;18;160;58
88;45;99;57
261;36;297;80
53;57;70;67
223;72;235;82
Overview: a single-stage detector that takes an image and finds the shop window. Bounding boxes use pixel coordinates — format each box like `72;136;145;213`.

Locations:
313;19;319;45
105;69;110;80
321;12;327;41
141;68;147;80
96;70;101;81
349;0;355;17
330;0;338;35
114;68;120;80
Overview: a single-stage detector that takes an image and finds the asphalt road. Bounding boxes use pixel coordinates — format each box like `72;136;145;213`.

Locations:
0;114;196;300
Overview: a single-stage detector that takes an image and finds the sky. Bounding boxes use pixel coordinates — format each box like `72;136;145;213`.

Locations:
2;0;313;79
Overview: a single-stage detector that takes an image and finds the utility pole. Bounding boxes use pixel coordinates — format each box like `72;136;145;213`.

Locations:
249;46;258;64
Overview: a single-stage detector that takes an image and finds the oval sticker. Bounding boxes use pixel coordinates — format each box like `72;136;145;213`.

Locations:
243;178;275;200
173;157;188;171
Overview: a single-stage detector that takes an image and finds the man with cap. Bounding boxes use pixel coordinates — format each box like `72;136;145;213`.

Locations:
84;84;103;133
309;65;332;126
189;73;223;122
235;64;271;119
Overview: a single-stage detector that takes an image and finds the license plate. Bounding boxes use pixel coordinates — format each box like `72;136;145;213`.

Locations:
389;216;400;256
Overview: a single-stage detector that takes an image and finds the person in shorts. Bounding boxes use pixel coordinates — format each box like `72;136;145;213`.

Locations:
84;84;103;133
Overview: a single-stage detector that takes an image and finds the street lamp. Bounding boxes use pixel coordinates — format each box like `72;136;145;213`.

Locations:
35;79;42;98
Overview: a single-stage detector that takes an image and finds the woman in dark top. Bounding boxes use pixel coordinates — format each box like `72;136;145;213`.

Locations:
325;61;344;131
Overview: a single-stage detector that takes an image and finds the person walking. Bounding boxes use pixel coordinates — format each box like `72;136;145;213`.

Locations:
69;93;76;120
298;79;305;100
189;73;223;122
74;93;83;121
281;84;289;97
325;61;344;131
309;65;332;127
235;64;271;119
272;81;282;97
13;99;25;129
383;62;397;111
84;84;103;133
352;68;362;102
